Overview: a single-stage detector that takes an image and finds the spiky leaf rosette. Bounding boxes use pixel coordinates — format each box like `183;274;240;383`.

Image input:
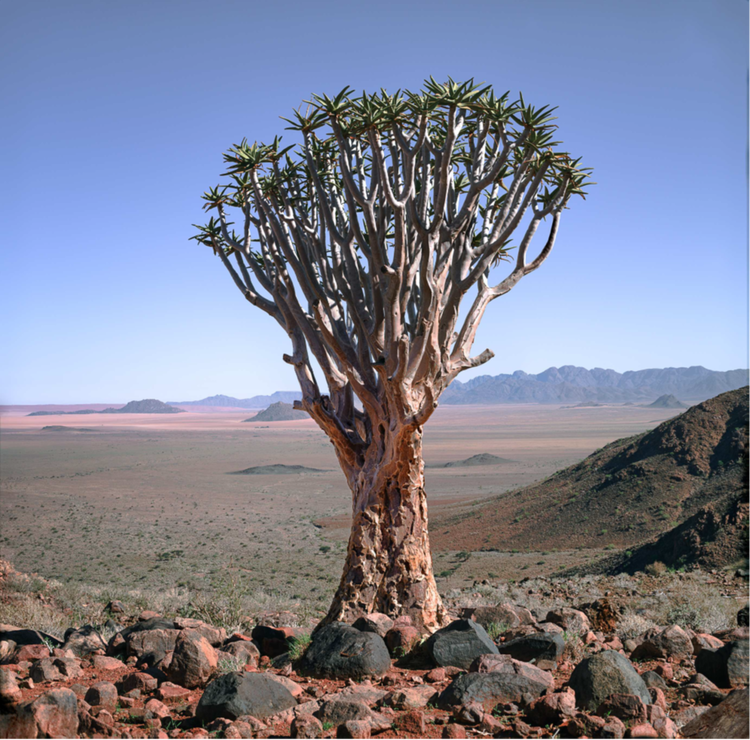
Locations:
192;78;593;468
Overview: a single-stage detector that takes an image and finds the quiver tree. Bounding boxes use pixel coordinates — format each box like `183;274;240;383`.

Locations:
192;78;592;631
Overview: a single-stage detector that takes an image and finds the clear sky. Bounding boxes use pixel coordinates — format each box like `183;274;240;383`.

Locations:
2;0;748;404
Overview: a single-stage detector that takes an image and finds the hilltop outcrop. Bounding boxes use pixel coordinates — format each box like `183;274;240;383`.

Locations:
244;402;308;422
433;388;748;560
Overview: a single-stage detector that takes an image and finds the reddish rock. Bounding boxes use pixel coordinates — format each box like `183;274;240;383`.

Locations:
653;663;673;680
545;608;591;634
478;713;502;734
54;657;83;678
527;690;576;724
174;618;227;647
0;704;38;738
139;611;162;621
291;713;323;738
0;669;21;707
586;598;619;633
627;723;658;738
221;640;260;667
29;688;79;738
384;624;420;657
648;687;667;711
117;671;158;693
351;613;394;638
692;633;724;654
29;658;63;683
601;716;626;738
426;667;447;683
567;714;607;737
167;629;218;689
145;698;172;723
386;685;437;709
85;681;119;711
394;709;426;735
155;682;191;702
631;626;693;661
453;701;484;725
338;719;370;738
14;644;50;663
461;603;535;631
442;724;466;738
597;693;648;723
92;655;126;671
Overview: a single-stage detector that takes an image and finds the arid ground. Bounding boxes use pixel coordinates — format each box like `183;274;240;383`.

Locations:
0;404;683;623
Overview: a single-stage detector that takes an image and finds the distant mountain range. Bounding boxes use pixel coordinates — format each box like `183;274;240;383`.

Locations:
168;366;748;409
169;391;301;409
441;365;748;405
28;399;183;416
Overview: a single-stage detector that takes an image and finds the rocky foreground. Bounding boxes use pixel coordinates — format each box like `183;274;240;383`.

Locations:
1;591;748;739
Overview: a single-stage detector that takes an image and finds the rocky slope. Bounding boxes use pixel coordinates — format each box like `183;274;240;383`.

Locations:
245;403;309;422
433;388;748;558
0;560;747;739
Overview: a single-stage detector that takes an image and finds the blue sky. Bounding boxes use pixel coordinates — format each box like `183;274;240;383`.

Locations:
2;0;747;404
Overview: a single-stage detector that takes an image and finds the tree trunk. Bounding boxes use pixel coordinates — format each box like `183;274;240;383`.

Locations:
320;425;447;633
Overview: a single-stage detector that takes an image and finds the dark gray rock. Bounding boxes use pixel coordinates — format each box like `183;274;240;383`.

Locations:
681;688;749;739
127;628;180;668
497;632;564;666
316;697;372;725
425;619;498;670
439;657;553;709
298;622;390;679
640;671;668;690
738;605;749;627
695;639;749;689
196;672;296;721
567;650;650;711
62;625;107;657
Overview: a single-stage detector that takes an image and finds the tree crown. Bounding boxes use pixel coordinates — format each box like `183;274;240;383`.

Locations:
192;78;593;467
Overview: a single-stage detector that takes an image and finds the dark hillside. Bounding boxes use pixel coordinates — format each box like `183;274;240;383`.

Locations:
433;388;748;554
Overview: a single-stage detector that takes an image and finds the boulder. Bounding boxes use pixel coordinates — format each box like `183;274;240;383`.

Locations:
497;632;564;667
29;688;79;738
291;714;324;738
596;693;647;722
640;671;668;690
384;685;438;709
461;603;535;631
167;629;218;688
0;704;37;739
352;613;394;638
631;625;694;661
29;659;62;684
91;655;126;671
298;622;390;679
439;655;553;709
196;672;296;721
0;669;21;707
384;624;420;657
222;639;260;666
695;639;749;689
126;628;180;667
567;650;650;711
62;625;107;657
692;633;725;654
251;625;300;658
545;608;590;634
526;690;576;725
173;617;226;647
85;681;118;711
681;688;749;738
425;619;498;670
316;697;372;725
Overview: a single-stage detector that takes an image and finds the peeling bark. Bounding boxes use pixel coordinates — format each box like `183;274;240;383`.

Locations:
321;426;446;632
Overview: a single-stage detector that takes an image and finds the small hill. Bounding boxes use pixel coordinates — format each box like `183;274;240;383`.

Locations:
646;394;687;409
41;426;97;432
110;399;183;414
229;463;327;475
28;409;100;416
432;453;515;468
170;391;301;409
243;402;308;422
433;387;748;556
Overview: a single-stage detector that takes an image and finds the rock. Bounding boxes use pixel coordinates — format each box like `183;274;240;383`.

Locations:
680;683;726;705
29;688;79;738
105;600;126;614
291;714;324;738
298;622;390;679
584;598;620;633
545;608;591;634
62;625;107;657
640;671;668;690
126;628;181;667
461;603;535;631
0;704;37;739
596;693;648;722
681;688;749;738
352;613;394;638
568;650;651;711
251;624;300;658
628;723;659;738
384;624;420;657
695;639;749;689
316;699;390;734
443;724;466;738
167;629;218;689
196;672;296;721
14;644;50;663
601;716;626;738
29;659;63;683
338;720;370;738
439;656;553;709
568;714;607;737
526;690;576;724
692;633;725;654
385;685;438;709
0;641;16;664
536;621;564;635
117;671;158;693
155;682;191;702
0;669;21;707
425;619;498;670
453;701;484;724
497;632;565;667
648;687;667;712
91;655;126;671
631;625;693;661
145;698;172;723
54;657;83;679
267;674;304;698
738;606;749;627
394;709;426;735
139;610;162;621
85;681;118;711
221;640;260;667
173;618;226;647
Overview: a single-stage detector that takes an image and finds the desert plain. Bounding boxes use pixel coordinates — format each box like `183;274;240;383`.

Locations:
0;403;684;625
